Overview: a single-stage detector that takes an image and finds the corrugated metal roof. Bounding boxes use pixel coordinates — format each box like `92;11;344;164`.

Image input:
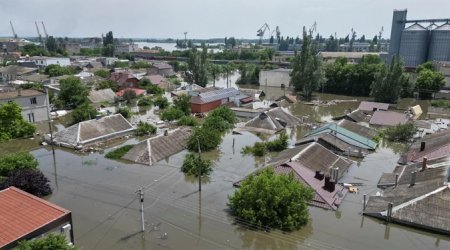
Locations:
435;23;450;31
405;23;427;31
195;88;239;104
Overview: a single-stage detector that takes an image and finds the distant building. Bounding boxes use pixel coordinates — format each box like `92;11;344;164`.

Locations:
64;43;81;55
29;56;71;68
0;65;37;82
0;187;74;249
318;52;381;64
115;44;139;54
80;37;102;49
259;68;292;88
0;38;19;53
147;63;174;77
339;42;389;52
109;71;139;88
0;89;48;123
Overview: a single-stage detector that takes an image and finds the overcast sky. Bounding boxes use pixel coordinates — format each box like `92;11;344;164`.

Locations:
1;0;449;40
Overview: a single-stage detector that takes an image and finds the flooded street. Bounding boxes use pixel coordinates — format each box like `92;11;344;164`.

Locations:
13;87;449;249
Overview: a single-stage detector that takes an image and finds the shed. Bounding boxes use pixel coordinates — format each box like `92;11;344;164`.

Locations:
369;111;409;127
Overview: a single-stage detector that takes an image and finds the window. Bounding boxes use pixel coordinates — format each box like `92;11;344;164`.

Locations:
27;113;35;123
30;97;37;104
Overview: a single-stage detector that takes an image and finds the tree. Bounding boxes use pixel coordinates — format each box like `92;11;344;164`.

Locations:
154;96;169;109
1;169;52;197
181;153;213;176
94;69;110;78
116;107;131;119
370;56;405;103
416;61;434;74
44;65;75;77
186;47;209;87
228;168;314;231
137;96;152;107
384;123;417;142
160;107;184;121
0;102;36;142
135;121;157;136
122;89;137;103
102;44;115;57
97;80;119;91
173;94;191;115
57;76;89;109
0;152;38;177
177;116;198;126
45;36;58;53
72;103;97;123
269;36;274;44
290;27;325;99
103;31;114;46
416;68;445;99
15;234;75;250
187;127;222;152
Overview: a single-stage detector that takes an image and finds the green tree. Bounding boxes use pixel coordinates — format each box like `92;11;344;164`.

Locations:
290;27;324;99
103;31;114;46
135;121;157;136
154;96;169;109
44;65;75;77
208;106;237;125
45;36;58;53
173;94;191;115
103;44;115;57
97;80;119;91
187;127;222;152
181;153;213;176
94;69;110;78
187;47;209;87
0;102;36;141
228;168;314;231
416;69;445;99
160;107;184;121
15;234;74;250
0;152;38;177
416;61;434;74
72;103;97;123
370;56;406;103
384;123;417;142
122;89;137;103
177;116;198;126
1;169;52;197
57;76;89;109
116;107;131;119
137;96;153;107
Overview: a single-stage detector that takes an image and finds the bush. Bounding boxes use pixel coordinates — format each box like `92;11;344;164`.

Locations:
160;107;184;121
154;96;169;109
105;145;134;159
0;152;38;177
242;133;288;157
177;116;198;126
72;103;98;123
135;121;157;136
0;169;52;197
94;69;110;78
122;89;137;103
181;153;213;176
208;106;237;125
116;107;131;119
16;234;75;250
187;127;222;152
242;142;266;157
138;96;153;107
431;100;450;109
384;123;416;142
228;168;314;231
203;115;233;133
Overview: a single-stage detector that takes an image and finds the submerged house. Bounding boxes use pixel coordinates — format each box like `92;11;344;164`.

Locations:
52;114;135;149
399;131;450;165
190;87;240;113
358;101;390;112
243;107;302;134
122;127;192;165
369;111;410;127
365;161;450;235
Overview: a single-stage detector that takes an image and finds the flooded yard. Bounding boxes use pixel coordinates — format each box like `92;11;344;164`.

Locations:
4;87;448;249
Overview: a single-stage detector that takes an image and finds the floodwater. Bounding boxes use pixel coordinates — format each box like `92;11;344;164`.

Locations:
4;88;448;249
135;42;223;53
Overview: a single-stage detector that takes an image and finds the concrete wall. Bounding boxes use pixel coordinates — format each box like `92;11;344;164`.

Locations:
259;69;292;88
0;94;48;123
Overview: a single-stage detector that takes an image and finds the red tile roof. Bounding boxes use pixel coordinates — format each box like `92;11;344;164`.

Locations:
116;87;146;97
0;187;70;248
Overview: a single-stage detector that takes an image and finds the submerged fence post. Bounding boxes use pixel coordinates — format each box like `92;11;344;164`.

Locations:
387;202;393;223
363;194;367;211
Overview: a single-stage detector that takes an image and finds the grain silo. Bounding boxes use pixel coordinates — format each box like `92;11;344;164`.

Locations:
428;23;450;62
399;23;429;67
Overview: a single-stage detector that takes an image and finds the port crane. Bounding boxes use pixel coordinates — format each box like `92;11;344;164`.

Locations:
41;21;49;39
10;21;18;39
35;21;43;46
257;23;270;44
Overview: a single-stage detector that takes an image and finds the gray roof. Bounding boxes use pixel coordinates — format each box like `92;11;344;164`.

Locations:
244;107;301;133
191;88;239;104
53;114;135;148
369;111;409;126
358;101;390;112
88;88;116;104
122;127;193;165
338;119;378;139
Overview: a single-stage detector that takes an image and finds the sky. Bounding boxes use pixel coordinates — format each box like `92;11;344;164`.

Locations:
1;0;450;40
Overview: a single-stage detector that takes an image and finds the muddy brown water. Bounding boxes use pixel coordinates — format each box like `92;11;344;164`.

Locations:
2;84;448;249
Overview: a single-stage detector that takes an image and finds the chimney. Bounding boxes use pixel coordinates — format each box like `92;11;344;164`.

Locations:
164;130;169;136
318;171;324;180
422;157;428;171
395;174;399;187
324;175;331;190
315;170;321;180
328;179;336;192
420;142;426;152
335;168;340;181
410;171;417;186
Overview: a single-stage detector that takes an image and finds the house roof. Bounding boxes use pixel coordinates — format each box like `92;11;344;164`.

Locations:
0;89;45;100
146;74;165;85
305;123;377;150
116;87;146;97
269;142;353;179
152;63;172;70
244;107;301;133
369;111;409;126
428;106;450;117
346;109;370;123
86;61;103;69
109;72;138;85
0;65;36;75
122;127;193;165
399;131;450;164
190;88;239;104
337;119;379;139
364;163;450;235
0;187;70;248
296;133;370;157
88;88;116;103
358;101;390;112
275;94;297;103
53;114;135;147
19;73;49;83
239;88;265;98
274;162;348;210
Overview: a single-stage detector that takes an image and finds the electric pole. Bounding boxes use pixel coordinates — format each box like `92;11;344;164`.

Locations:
137;188;145;232
196;137;202;192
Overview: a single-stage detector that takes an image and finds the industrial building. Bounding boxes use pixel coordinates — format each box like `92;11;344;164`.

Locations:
388;9;450;68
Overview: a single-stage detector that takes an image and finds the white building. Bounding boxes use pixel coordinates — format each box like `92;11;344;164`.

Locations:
259;68;292;88
0;89;48;123
115;44;139;54
30;57;71;68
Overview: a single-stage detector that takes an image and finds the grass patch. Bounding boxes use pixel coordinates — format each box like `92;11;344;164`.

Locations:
105;145;134;159
431;100;450;109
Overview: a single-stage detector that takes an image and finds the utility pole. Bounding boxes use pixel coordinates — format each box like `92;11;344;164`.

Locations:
45;87;58;188
196;137;202;192
137;188;145;232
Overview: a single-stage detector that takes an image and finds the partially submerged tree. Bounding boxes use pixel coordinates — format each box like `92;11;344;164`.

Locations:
181;153;213;176
186;47;209;87
384;123;417;142
228;168;314;231
173;94;191;115
16;234;75;250
72;102;97;123
0;169;52;197
370;55;406;103
57;76;89;109
0;152;38;177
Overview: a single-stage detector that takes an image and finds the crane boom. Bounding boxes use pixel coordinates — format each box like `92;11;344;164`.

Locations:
256;23;270;44
35;21;43;45
41;21;48;38
10;21;18;39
